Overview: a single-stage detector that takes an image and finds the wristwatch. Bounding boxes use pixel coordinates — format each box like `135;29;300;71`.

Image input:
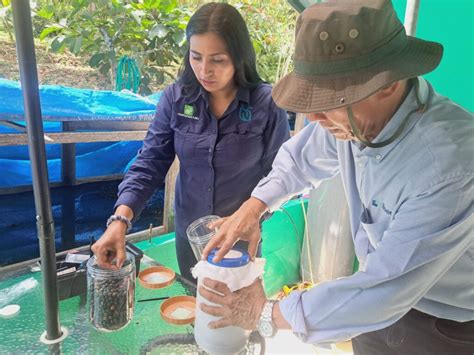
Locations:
257;300;277;338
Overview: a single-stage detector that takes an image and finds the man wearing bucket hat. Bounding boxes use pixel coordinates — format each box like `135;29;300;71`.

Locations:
200;0;474;353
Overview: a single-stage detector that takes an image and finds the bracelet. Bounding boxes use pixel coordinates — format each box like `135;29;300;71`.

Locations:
106;215;132;233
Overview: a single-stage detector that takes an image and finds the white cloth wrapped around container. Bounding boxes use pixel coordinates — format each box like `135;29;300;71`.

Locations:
192;248;266;355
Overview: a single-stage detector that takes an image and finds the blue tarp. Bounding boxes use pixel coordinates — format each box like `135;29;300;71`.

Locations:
0;78;162;187
0;78;160;121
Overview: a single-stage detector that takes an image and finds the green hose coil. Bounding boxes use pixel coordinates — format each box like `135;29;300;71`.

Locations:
116;56;141;93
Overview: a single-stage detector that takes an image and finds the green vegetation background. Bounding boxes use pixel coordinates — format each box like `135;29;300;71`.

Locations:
0;0;296;95
0;0;471;110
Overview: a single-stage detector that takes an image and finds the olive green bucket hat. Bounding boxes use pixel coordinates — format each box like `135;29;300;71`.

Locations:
272;0;443;113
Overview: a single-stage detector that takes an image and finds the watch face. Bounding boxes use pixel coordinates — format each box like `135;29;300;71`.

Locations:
258;320;274;337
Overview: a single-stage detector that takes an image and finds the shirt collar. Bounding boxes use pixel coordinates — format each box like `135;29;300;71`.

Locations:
357;77;430;160
236;86;250;104
178;84;207;104
184;83;251;104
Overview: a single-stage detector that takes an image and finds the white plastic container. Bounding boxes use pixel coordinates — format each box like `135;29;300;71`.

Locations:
193;248;252;355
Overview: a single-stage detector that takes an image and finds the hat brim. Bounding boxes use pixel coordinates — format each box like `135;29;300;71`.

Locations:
272;37;443;113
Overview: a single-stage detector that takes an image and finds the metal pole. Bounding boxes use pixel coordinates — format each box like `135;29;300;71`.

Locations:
404;0;421;36
11;0;62;341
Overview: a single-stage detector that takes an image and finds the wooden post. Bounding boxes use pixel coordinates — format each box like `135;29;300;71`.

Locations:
163;157;179;233
0;131;148;146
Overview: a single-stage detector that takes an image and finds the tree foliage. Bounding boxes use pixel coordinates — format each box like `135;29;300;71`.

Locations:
34;0;192;95
0;0;296;93
230;0;296;83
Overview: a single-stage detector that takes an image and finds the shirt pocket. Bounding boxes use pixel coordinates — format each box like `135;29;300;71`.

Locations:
236;122;264;164
353;223;370;271
174;125;205;162
173;126;187;158
213;126;244;166
360;208;388;253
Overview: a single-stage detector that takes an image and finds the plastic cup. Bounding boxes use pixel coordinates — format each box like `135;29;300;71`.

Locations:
186;215;220;261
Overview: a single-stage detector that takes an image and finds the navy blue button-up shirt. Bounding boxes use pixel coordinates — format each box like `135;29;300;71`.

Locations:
115;82;290;242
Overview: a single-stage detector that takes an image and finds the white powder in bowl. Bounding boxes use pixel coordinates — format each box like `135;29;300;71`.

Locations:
144;272;170;284
170;307;192;319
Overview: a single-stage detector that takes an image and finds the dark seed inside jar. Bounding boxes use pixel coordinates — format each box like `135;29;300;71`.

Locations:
89;276;135;330
87;254;136;332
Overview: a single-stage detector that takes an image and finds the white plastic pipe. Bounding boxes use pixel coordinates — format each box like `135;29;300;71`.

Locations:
404;0;421;36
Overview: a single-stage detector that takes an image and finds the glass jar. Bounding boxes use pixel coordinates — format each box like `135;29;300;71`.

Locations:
86;252;136;332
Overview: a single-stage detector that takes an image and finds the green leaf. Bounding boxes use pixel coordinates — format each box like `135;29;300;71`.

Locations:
143;0;161;10
36;5;54;20
253;39;263;54
163;0;177;13
99;62;111;76
51;35;66;52
149;24;168;39
131;10;145;25
72;36;83;54
39;26;61;41
172;31;186;47
89;53;105;67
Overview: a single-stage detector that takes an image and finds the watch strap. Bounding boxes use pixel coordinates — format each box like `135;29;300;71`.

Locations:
106;215;132;233
258;300;277;337
260;300;276;322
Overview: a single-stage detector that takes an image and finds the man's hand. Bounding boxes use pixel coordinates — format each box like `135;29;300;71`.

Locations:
91;222;127;269
199;277;267;330
202;197;268;262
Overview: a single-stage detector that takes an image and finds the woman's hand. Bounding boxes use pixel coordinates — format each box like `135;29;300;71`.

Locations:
199;277;267;330
92;205;133;269
91;221;127;269
202;197;268;262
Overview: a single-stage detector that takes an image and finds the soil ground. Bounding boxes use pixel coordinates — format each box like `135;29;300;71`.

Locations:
0;33;114;90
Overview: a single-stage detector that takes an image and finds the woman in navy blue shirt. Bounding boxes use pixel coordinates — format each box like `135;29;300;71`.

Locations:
92;2;290;280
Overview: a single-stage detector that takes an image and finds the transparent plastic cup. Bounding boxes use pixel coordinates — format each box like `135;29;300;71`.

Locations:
186;215;220;261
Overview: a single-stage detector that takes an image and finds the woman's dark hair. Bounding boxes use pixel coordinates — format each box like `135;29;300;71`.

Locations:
177;2;263;93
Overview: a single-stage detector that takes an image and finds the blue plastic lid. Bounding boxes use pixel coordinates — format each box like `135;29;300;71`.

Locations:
207;248;250;268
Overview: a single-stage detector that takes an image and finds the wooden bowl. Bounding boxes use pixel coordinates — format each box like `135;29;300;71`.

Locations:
138;266;176;289
160;295;196;325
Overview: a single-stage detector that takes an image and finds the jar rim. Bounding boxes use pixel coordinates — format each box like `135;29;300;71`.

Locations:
186;215;220;242
207;248;249;268
87;251;135;277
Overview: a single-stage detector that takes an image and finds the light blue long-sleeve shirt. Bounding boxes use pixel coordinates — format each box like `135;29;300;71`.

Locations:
252;78;474;345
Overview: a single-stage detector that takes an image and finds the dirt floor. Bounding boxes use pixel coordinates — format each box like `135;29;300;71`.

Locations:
0;34;113;90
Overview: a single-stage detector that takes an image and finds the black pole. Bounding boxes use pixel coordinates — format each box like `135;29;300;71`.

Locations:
11;0;62;341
